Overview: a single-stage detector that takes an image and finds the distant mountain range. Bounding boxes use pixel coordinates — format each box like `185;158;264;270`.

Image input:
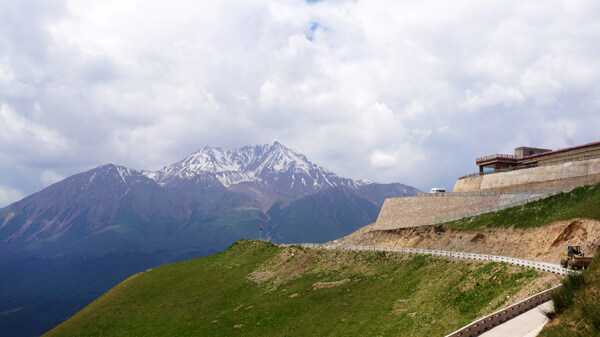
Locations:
145;141;370;210
148;141;369;190
0;142;419;336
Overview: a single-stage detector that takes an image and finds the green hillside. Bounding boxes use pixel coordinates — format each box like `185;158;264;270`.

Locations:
46;240;544;337
446;182;600;230
538;253;600;337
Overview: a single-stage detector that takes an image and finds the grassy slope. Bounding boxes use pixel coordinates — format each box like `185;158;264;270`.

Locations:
538;253;600;337
267;188;380;244
45;240;543;337
445;182;600;230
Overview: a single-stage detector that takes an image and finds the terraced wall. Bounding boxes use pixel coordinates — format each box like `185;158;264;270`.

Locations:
454;157;600;192
372;191;555;230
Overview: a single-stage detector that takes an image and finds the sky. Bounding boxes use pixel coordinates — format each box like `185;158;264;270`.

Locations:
1;0;600;207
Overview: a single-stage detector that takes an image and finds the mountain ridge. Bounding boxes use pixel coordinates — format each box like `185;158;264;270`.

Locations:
0;164;186;246
0;141;420;337
1;142;419;249
145;142;369;197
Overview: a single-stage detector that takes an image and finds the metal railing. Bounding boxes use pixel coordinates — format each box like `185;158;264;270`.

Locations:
459;163;539;180
541;152;600;166
415;191;500;197
414;190;558;197
460;151;600;180
299;243;576;337
476;154;517;162
300;243;572;276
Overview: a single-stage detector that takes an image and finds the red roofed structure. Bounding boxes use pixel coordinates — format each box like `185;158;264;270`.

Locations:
475;141;600;174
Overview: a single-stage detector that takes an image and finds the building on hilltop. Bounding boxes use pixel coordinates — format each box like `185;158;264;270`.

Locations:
372;140;600;230
455;140;600;193
475;141;600;174
476;147;551;174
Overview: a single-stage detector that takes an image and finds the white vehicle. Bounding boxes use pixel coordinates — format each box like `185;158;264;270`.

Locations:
429;188;446;193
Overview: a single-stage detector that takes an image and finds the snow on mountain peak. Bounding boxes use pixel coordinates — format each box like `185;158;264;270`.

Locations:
356;179;373;186
145;142;356;192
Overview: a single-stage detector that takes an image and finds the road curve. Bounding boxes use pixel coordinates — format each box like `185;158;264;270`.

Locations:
479;301;552;337
300;243;570;337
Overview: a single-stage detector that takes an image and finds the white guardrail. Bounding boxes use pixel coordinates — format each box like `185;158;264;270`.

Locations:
301;243;570;276
443;285;560;337
300;243;574;337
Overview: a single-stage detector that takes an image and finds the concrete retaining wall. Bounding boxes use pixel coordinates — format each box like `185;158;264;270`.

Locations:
454;158;600;192
497;192;549;207
372;192;552;230
374;194;499;230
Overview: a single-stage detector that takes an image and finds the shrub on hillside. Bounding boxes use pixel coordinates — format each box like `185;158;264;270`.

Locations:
545;272;586;318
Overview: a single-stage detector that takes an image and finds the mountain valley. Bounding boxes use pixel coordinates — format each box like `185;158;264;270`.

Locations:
0;142;418;336
42;181;600;337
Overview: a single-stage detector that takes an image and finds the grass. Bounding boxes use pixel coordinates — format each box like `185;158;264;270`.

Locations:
445;182;600;230
544;273;586;319
44;240;542;337
539;253;600;337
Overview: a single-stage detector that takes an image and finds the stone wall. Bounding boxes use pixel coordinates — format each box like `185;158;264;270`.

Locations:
497;192;549;207
374;194;500;230
454;157;600;192
373;157;600;231
372;192;554;230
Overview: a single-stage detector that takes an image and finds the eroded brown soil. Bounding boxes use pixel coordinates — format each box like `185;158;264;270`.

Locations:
338;218;600;264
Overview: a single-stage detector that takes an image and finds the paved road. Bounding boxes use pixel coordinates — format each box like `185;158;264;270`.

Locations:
479;301;553;337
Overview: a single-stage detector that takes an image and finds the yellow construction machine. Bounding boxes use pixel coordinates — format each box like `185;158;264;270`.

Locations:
560;245;592;270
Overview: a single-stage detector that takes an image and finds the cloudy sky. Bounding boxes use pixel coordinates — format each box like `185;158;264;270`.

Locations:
1;0;600;207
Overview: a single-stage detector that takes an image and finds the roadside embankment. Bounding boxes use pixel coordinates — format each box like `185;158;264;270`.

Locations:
340;218;600;264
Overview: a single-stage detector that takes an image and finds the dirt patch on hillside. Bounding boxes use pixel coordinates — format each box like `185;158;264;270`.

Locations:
247;246;315;286
313;279;351;289
339;218;600;264
247;244;411;289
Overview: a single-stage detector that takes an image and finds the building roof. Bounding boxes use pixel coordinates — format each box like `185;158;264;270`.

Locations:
518;140;600;161
476;154;517;165
476;141;600;165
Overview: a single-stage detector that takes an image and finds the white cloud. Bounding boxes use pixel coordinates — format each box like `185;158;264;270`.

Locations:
370;150;397;168
520;55;564;106
1;0;600;194
42;170;64;187
464;84;525;110
0;104;67;159
0;186;24;208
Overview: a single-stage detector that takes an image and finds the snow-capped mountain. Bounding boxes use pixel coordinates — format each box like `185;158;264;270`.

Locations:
0;143;420;335
145;141;370;200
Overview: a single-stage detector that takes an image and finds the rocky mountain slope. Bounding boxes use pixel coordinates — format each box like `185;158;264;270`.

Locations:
0;164;185;248
148;141;365;190
0;142;419;337
145;141;370;210
0;142;417;253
